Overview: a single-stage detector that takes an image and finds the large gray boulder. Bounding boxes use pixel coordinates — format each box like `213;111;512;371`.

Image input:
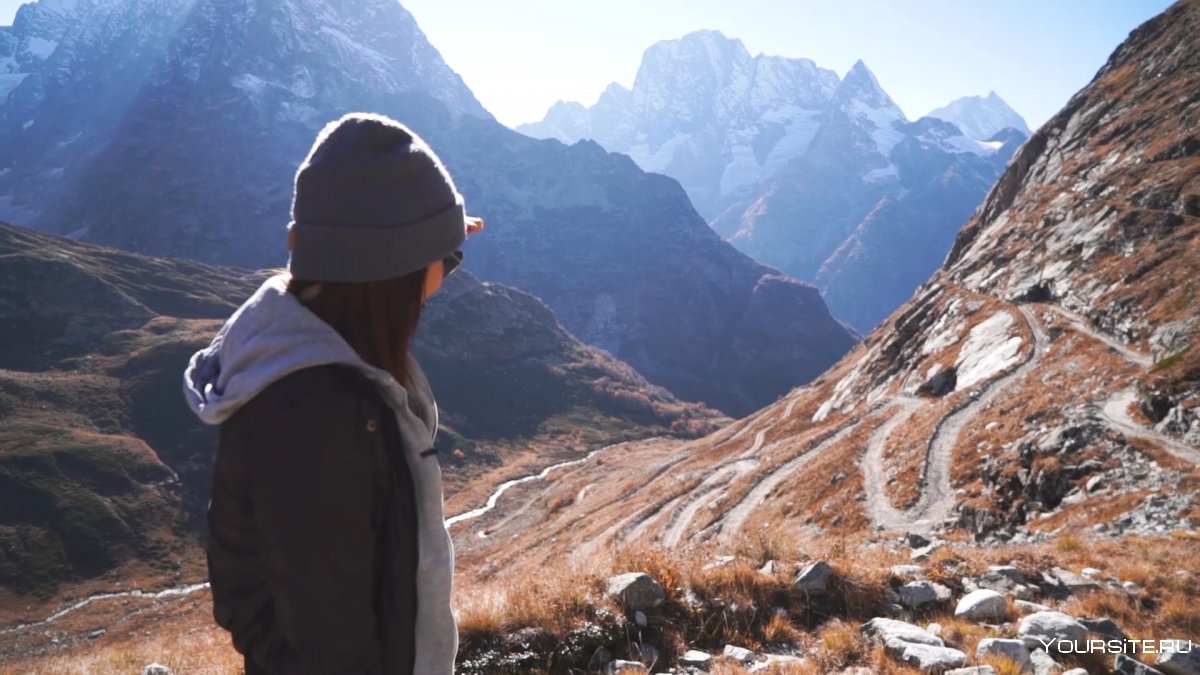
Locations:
1018;611;1088;653
956;589;1009;622
679;649;713;669
975;638;1033;673
861;617;945;647
897;643;968;671
1115;654;1166;675
899;580;952;609
795;560;835;593
1157;640;1200;675
1029;648;1063;675
606;573;666;612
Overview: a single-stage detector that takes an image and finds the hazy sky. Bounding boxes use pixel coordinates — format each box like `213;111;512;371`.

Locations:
2;0;1174;130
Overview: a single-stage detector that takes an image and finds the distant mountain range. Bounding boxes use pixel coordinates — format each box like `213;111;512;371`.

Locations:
0;0;859;417
519;31;1030;331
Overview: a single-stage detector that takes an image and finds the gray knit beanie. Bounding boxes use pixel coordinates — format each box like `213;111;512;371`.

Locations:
287;112;468;282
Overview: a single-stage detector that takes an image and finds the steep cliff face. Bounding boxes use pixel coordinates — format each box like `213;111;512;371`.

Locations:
443;0;1199;573
0;221;721;596
0;0;858;417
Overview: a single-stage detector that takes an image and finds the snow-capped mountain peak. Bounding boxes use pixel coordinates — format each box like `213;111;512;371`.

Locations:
926;90;1031;140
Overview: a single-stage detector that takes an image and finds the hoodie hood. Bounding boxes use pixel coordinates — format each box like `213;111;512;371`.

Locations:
182;273;438;439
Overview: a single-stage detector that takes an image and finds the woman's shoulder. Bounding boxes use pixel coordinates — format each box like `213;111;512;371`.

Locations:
226;364;375;428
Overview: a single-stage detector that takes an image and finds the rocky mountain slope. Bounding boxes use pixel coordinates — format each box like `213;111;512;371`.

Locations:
0;220;720;604
927;91;1033;141
3;3;1199;671
520;33;1027;332
446;0;1199;579
0;0;858;417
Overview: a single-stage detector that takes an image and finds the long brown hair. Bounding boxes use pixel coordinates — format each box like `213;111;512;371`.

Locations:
286;269;427;388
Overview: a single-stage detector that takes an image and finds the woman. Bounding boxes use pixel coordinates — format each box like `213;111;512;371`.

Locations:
183;112;482;674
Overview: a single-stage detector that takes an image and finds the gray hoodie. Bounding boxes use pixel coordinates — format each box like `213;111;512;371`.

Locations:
182;272;458;674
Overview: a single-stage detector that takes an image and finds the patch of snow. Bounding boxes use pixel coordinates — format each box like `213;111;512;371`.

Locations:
954;312;1024;391
231;73;266;97
848;98;905;156
719;142;763;195
626;131;692;174
26;37;58;60
863;164;899;183
279;101;318;126
760;107;822;172
55;131;82;147
320;26;394;84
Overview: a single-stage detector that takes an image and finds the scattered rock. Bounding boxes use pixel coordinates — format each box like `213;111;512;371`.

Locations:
795;561;835;593
975;638;1033;673
142;666;172;675
87;629;107;640
899;580;952;609
759;560;778;576
906;532;932;548
1029;648;1063;675
679;649;713;669
634;610;648;628
1049;567;1101;593
1015;600;1053;615
947;668;997;675
1157;639;1200;675
1062;670;1089;675
1079;616;1130;642
891;564;925;579
1019;611;1088;653
607;573;666;612
897;643;968;671
722;645;755;664
703;555;737;571
606;660;648;674
956;589;1009;622
861;617;945;647
1115;653;1166;675
911;542;944;561
927;622;943;638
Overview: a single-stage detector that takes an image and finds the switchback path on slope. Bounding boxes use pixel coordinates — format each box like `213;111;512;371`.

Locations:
714;417;863;544
863;305;1049;534
652;392;805;548
1099;388;1200;464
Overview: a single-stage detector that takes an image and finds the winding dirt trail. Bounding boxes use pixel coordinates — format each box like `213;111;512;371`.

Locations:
863;305;1049;534
648;392;805;547
1099;388;1200;463
1049;306;1153;368
715;418;862;543
1044;306;1196;463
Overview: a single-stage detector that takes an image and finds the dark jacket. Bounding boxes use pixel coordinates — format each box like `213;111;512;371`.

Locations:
207;364;419;674
183;274;459;674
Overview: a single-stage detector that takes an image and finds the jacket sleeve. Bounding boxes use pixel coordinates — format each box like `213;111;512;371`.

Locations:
238;370;385;674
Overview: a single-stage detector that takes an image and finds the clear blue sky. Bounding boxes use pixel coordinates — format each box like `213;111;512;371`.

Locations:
2;0;1174;130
